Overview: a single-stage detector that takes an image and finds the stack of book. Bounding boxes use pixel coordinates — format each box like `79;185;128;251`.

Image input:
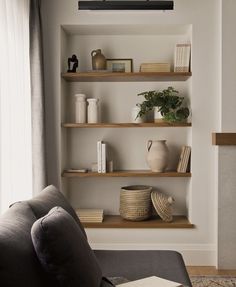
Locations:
97;141;107;173
140;63;170;72
174;43;191;72
76;209;104;223
177;146;191;173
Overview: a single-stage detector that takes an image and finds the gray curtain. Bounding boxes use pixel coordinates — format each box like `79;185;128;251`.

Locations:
30;0;47;195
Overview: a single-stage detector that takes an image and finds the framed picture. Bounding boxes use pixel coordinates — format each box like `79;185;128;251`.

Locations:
106;59;133;73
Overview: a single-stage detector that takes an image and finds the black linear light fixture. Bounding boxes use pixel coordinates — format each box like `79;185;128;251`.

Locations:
78;1;174;11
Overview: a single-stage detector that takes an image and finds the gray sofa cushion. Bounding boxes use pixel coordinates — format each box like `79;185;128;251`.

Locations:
31;206;102;287
0;201;56;287
28;185;86;238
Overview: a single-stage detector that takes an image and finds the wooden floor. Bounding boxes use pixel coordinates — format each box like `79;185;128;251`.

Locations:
187;266;236;276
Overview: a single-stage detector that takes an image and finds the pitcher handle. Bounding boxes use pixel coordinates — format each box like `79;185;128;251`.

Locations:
91;50;98;57
147;140;152;151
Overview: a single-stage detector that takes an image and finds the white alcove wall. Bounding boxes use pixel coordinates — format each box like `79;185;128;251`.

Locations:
61;24;192;218
41;0;220;266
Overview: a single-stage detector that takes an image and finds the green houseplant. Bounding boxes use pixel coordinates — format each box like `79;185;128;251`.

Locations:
136;87;190;123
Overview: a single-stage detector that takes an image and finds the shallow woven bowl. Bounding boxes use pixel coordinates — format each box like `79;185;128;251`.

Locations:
119;185;152;221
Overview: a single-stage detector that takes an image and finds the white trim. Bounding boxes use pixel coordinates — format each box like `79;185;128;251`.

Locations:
90;243;216;266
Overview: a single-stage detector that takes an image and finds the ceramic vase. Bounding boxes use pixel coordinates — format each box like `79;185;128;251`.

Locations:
146;140;169;172
91;49;106;70
75;94;86;123
87;98;99;123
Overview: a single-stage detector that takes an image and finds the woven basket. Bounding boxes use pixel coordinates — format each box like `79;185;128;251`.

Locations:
119;185;152;221
151;191;174;222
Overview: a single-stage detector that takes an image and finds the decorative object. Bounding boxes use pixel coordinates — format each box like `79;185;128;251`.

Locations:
151;191;174;222
91;162;98;172
91;49;106;70
67;54;78;73
108;160;113;172
106;59;133;73
75;94;87;123
137;87;190;123
131;106;144;123
78;1;174;11
146;140;169;172
87;98;99;123
120;185;152;221
154;107;163;123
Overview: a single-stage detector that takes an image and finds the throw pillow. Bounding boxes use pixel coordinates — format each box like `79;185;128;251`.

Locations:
28;185;87;238
31;206;102;287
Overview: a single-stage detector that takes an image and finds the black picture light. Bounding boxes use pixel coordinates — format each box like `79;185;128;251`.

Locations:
78;1;174;11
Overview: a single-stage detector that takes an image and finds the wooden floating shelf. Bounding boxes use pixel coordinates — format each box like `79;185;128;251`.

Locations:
61;72;192;82
82;215;194;229
62;122;192;128
62;170;191;178
212;132;236;145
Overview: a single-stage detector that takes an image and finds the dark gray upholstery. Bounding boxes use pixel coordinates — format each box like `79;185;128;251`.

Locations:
0;202;56;287
31;206;102;287
94;250;192;287
0;185;192;287
28;185;86;238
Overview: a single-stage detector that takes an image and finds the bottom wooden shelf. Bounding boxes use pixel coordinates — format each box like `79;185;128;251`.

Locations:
82;215;194;229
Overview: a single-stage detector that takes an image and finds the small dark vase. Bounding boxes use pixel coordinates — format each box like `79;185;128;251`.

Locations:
91;49;106;70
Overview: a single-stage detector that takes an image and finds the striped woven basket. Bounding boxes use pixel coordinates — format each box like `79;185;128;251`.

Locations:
120;185;152;221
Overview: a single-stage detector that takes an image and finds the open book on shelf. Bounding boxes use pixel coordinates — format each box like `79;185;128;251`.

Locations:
116;276;183;287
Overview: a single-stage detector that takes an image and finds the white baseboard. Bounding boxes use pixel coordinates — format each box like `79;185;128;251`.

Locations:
90;243;216;266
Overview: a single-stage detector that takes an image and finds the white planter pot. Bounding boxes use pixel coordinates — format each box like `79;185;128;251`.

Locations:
154;107;163;123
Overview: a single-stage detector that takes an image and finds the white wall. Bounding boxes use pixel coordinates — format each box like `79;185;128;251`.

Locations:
217;0;236;269
41;0;221;265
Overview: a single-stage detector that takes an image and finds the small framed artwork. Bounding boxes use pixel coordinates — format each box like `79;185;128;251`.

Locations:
106;59;133;73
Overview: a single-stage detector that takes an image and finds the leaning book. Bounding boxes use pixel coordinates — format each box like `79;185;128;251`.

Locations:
116;276;183;287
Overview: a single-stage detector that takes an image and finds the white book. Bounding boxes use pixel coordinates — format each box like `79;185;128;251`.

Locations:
175;45;183;72
97;141;102;173
101;142;107;173
174;44;191;72
183;44;191;72
117;276;183;287
174;45;179;72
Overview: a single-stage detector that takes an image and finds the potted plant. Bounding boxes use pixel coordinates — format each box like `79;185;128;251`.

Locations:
136;87;190;123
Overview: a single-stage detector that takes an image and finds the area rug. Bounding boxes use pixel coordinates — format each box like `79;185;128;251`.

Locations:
191;276;236;287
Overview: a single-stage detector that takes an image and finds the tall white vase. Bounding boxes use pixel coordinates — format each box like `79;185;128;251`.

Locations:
146;140;169;172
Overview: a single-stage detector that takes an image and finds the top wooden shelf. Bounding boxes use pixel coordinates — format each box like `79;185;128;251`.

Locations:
62;122;192;128
61;72;192;82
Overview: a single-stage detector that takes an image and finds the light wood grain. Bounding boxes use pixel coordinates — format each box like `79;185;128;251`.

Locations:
212;133;236;145
61;72;192;82
83;215;194;229
187;266;236;275
62;122;192;128
62;170;192;178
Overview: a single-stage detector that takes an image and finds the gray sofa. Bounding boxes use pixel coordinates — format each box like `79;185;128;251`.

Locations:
0;185;192;287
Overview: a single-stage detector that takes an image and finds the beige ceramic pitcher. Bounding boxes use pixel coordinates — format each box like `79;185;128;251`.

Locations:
146;140;169;172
